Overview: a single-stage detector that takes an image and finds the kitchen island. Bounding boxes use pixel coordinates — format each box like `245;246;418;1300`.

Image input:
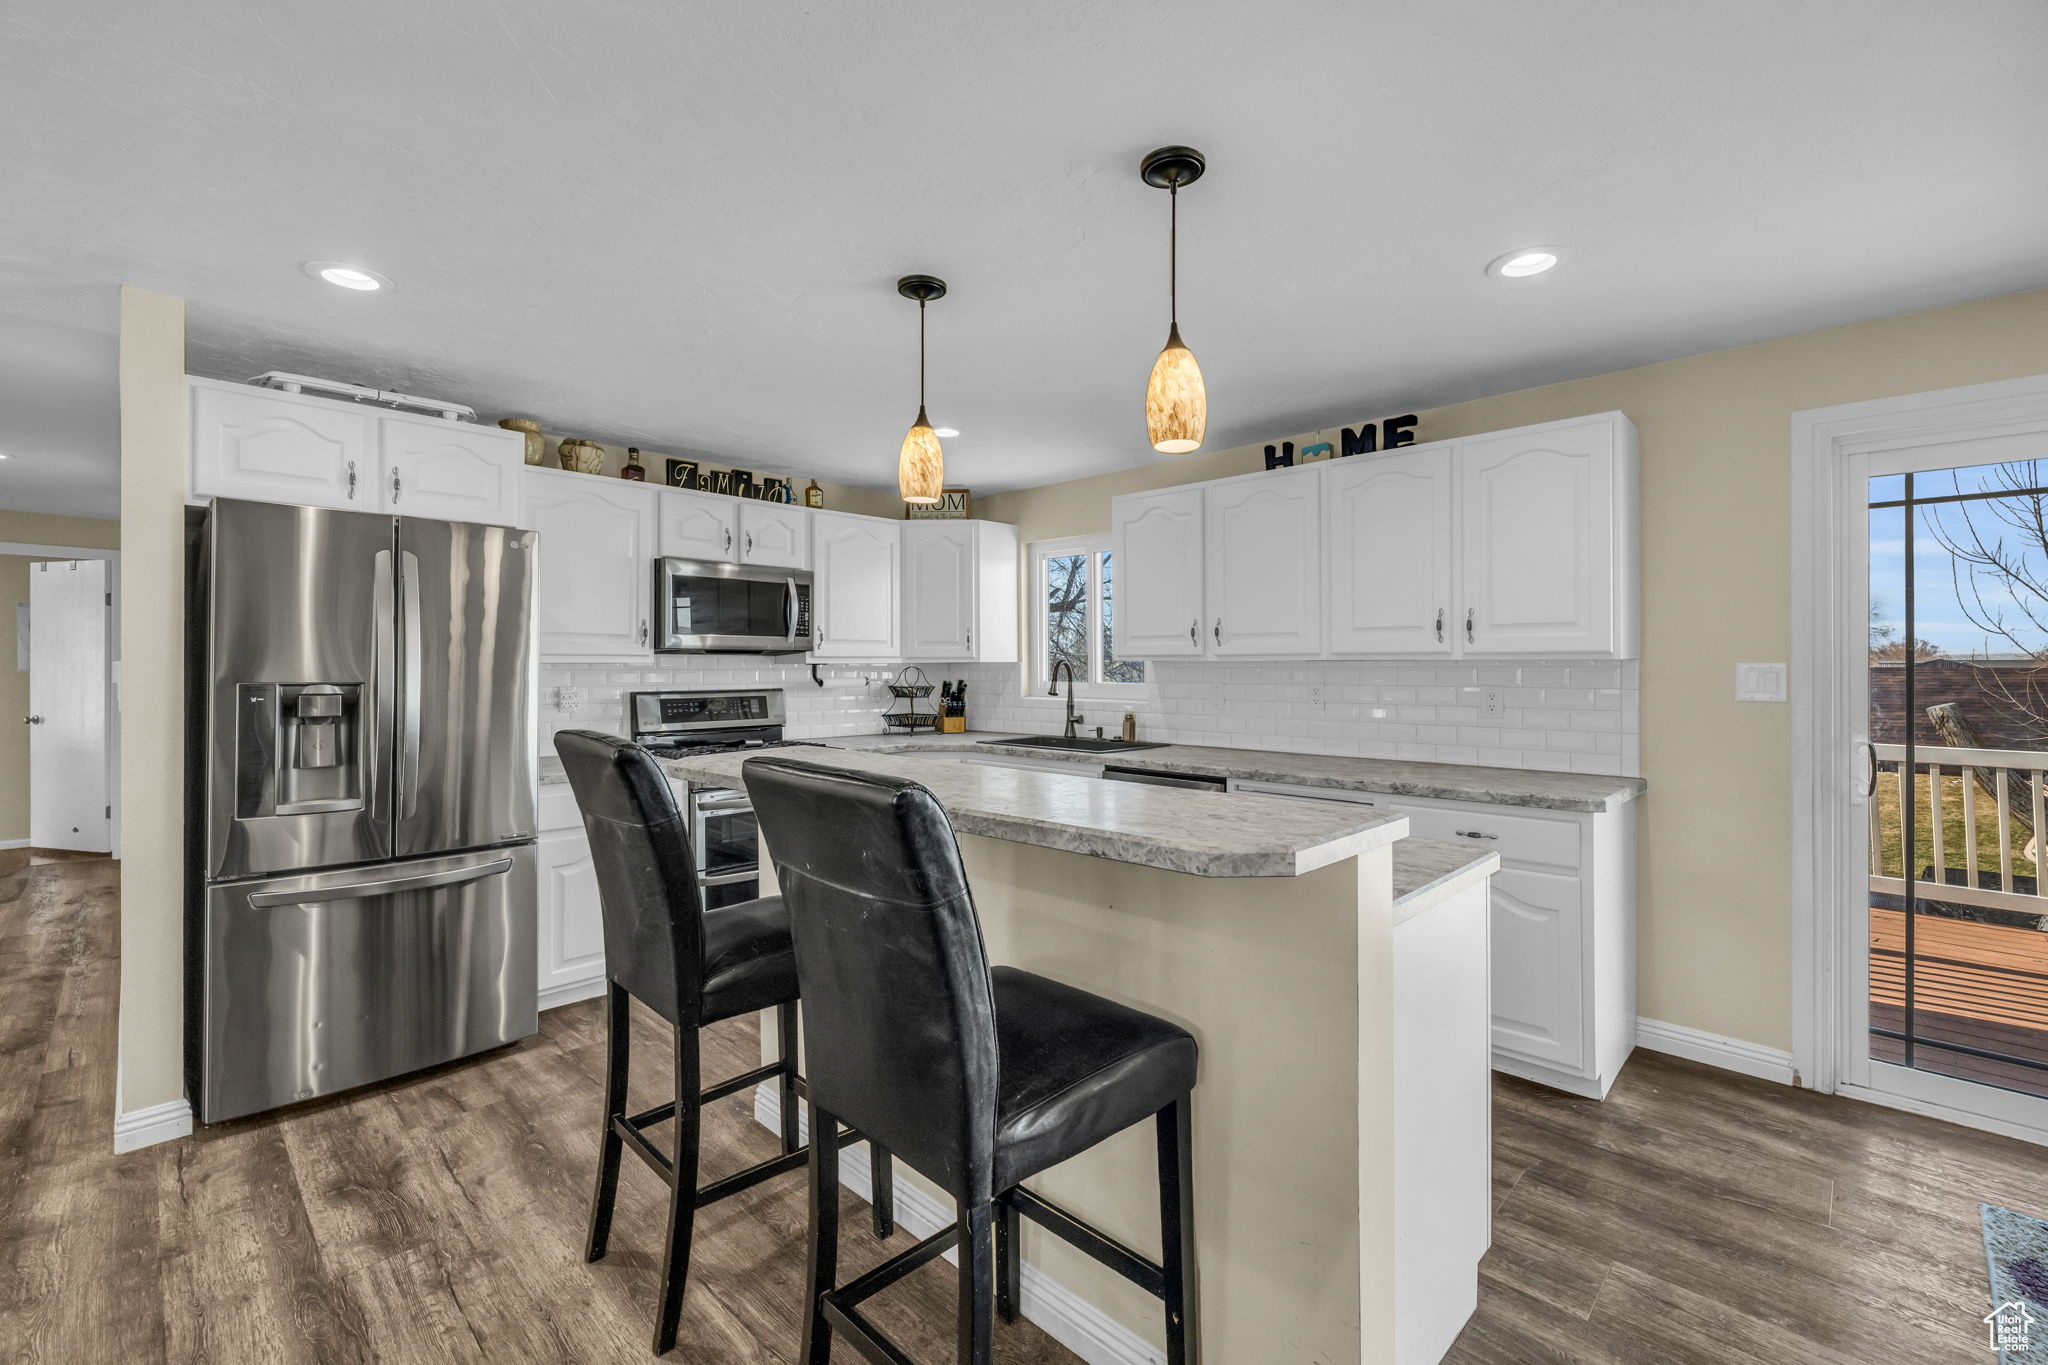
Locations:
658;743;1497;1365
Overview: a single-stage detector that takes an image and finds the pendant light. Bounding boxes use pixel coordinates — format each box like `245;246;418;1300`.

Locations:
896;274;947;504
1141;145;1208;454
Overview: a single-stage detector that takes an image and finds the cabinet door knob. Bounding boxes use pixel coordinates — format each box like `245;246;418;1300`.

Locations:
1189;619;1197;644
724;527;733;555
1436;608;1445;643
392;468;402;504
745;531;754;556
1465;608;1475;644
1453;829;1499;840
347;460;357;499
639;619;648;646
1213;618;1222;644
23;714;42;725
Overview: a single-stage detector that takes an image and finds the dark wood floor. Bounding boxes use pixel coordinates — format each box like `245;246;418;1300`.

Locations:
5;851;2046;1364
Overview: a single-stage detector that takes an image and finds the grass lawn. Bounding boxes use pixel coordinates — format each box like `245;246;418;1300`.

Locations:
1874;765;2040;883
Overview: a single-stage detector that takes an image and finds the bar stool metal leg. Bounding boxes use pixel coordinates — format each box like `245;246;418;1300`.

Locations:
1157;1095;1199;1365
652;1025;705;1355
870;1144;896;1238
995;1189;1021;1323
801;1099;842;1365
586;983;631;1263
776;1002;802;1156
958;1201;995;1365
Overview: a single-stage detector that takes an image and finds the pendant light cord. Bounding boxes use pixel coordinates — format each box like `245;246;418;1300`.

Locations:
919;297;928;409
1169;185;1178;329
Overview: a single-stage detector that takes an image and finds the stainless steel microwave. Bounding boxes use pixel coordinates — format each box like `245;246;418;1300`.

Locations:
654;558;813;654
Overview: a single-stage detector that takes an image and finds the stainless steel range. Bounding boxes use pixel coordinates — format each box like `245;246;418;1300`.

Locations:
629;688;817;910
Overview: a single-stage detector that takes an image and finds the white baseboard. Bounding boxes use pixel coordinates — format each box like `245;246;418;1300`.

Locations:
113;1099;192;1153
539;977;608;1013
0;838;28;850
755;1086;1163;1365
1634;1017;1797;1087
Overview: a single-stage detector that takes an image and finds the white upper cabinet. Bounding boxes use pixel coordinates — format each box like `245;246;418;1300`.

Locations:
1456;414;1633;657
659;487;738;561
1109;410;1637;662
811;512;900;660
1327;447;1455;656
1203;468;1323;656
738;501;810;569
375;414;524;525
525;470;658;660
1112;486;1206;657
189;378;524;526
190;379;373;511
901;520;1019;662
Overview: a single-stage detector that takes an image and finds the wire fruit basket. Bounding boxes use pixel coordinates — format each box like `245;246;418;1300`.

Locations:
882;666;940;731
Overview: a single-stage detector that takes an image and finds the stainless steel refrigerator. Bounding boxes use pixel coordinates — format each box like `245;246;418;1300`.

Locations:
194;499;538;1122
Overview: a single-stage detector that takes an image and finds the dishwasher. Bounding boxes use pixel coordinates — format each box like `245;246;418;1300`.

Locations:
1100;766;1229;792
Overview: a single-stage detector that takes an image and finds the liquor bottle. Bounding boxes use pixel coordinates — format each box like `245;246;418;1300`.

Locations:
803;479;825;509
620;447;647;482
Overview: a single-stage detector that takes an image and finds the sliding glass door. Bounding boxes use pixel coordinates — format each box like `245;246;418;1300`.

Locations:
1861;454;2048;1122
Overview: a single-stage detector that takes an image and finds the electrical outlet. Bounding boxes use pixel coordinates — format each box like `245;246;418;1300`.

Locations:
1482;688;1503;719
1308;685;1324;709
557;687;584;712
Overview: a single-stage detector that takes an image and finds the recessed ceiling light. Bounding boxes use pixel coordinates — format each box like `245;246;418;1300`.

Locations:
1486;246;1568;279
305;261;391;292
933;427;960;438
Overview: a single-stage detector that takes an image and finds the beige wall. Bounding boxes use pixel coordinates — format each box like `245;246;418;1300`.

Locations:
0;513;121;844
984;285;2048;1054
116;286;185;1116
525;431;901;520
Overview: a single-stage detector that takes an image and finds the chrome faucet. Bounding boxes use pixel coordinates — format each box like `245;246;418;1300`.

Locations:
1049;660;1085;740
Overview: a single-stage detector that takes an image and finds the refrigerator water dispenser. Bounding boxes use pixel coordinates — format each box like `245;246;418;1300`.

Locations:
235;682;365;817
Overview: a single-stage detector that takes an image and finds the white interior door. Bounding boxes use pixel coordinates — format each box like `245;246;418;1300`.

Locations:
29;559;110;852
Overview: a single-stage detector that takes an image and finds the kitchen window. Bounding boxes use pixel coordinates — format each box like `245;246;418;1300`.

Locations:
1031;535;1147;690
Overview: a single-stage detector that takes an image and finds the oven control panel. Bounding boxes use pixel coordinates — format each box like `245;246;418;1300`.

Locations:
631;688;786;733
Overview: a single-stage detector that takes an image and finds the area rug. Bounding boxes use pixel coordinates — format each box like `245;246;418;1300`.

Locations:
1983;1203;2048;1363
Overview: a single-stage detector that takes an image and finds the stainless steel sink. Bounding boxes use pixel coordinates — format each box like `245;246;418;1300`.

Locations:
978;735;1169;754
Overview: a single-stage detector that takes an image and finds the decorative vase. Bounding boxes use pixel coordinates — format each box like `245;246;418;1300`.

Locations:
558;438;605;474
498;417;545;466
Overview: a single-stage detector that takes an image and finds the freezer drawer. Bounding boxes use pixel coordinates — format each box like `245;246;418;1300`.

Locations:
201;844;537;1122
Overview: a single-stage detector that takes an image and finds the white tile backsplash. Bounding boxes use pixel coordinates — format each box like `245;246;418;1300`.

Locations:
538;654;1641;778
947;656;1641;776
538;657;904;742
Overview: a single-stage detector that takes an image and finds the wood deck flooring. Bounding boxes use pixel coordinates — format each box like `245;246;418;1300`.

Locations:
1870;905;2048;1099
5;851;2046;1363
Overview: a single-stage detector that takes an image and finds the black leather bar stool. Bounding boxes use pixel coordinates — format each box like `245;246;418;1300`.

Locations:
553;731;894;1356
743;755;1202;1365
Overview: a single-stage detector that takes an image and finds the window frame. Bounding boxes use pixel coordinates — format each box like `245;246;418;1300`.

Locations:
1028;534;1154;700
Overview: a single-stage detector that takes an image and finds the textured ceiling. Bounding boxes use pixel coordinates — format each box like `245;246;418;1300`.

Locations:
2;1;2045;496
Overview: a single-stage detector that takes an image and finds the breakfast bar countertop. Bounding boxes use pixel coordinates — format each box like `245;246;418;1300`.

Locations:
654;745;1407;879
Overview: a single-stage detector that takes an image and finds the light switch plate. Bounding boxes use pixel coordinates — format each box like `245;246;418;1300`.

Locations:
1735;663;1787;703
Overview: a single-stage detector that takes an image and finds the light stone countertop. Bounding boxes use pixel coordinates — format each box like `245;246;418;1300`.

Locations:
1391;838;1500;925
653;745;1407;879
794;731;1645;813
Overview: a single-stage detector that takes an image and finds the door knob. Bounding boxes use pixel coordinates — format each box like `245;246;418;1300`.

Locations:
23;715;42;725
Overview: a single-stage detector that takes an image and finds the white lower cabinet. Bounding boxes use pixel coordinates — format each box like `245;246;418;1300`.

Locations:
535;823;607;1010
1229;778;1638;1099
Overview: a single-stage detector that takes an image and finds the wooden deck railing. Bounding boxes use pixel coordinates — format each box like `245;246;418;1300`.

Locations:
1871;742;2048;915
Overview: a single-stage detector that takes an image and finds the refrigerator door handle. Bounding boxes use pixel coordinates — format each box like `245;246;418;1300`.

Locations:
398;550;424;819
246;856;514;907
372;548;396;812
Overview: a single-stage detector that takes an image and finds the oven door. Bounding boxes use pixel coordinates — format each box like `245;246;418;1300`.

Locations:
656;559;812;654
693;788;763;908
